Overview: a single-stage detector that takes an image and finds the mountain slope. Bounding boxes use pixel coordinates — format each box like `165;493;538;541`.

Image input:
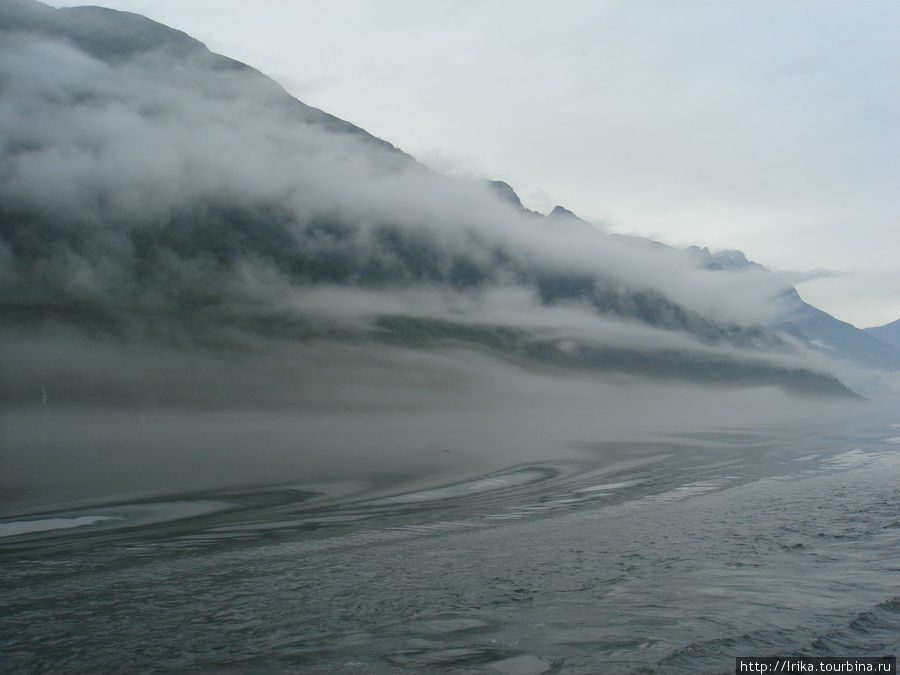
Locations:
0;0;858;403
865;319;900;350
682;245;900;371
0;0;411;161
775;292;900;371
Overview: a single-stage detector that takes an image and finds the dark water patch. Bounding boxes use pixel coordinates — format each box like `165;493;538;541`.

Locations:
386;645;508;667
657;628;800;673
804;596;900;656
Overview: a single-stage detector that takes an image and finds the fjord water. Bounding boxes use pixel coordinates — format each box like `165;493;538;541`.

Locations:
1;390;898;673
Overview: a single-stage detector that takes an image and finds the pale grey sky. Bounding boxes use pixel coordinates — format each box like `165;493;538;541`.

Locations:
47;0;900;327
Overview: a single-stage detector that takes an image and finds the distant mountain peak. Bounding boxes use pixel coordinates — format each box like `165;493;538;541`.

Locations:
487;180;523;209
484;180;545;217
686;246;762;272
546;204;598;234
548;205;577;219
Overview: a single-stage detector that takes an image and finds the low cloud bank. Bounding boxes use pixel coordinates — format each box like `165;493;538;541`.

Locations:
0;4;853;407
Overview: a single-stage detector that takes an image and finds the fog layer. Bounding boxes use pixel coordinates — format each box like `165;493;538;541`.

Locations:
0;2;856;407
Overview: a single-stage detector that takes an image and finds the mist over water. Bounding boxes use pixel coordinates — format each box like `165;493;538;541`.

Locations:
1;347;865;516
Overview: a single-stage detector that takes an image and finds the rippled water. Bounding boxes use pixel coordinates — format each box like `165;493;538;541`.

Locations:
1;406;898;673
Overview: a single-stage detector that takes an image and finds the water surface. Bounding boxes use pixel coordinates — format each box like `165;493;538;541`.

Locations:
1;401;898;673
